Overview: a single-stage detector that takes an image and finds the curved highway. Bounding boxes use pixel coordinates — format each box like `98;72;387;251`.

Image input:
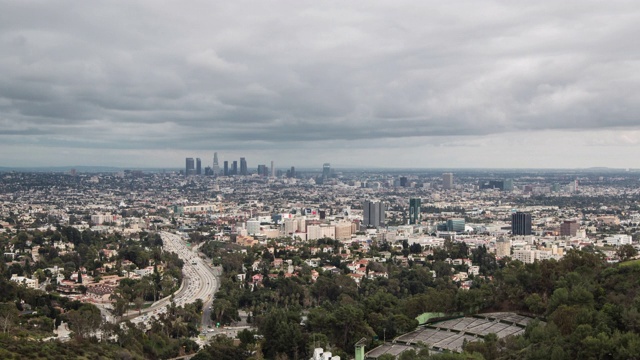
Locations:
128;231;219;327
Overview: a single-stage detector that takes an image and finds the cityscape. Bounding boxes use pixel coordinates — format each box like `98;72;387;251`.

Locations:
2;163;640;359
3;1;640;360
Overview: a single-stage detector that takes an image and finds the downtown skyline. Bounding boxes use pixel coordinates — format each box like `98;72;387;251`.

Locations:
2;1;640;169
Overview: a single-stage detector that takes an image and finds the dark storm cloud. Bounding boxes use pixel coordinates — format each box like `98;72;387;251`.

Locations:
1;0;640;159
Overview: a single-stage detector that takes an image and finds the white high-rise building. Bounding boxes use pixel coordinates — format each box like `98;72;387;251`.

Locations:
496;238;511;258
212;152;220;175
297;216;307;233
283;218;298;235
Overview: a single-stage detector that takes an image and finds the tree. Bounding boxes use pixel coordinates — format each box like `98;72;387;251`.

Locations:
111;294;128;320
238;328;257;347
333;304;372;350
0;303;20;334
192;335;249;360
398;350;419;360
33;269;47;284
525;293;546;315
464;333;498;359
134;297;144;315
617;244;638;261
142;275;159;302
65;304;102;339
161;275;176;297
24;258;31;276
409;243;422;254
211;298;237;325
259;308;306;359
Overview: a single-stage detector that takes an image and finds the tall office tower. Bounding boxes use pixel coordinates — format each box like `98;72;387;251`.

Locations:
400;177;408;187
270;161;275;177
223;161;229;176
560;220;579;237
442;173;454;189
232;161;238;175
185;158;195;176
512;212;532;235
289;166;296;178
196;158;202;175
363;200;385;228
323;163;331;178
212;152;220;175
504;179;514;191
240;157;248;175
409;198;421;225
257;165;267;177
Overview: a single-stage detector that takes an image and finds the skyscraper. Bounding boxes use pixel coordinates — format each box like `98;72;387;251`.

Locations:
363;200;385;228
185;158;194;176
223;161;229;176
232;161;238;175
504;179;514;191
212;152;220;175
240;157;247;176
270;161;275;177
512;212;532;235
409;198;421;225
323;163;331;178
442;173;453;189
196;158;202;175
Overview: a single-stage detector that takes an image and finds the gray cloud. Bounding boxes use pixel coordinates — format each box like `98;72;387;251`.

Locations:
1;1;640;167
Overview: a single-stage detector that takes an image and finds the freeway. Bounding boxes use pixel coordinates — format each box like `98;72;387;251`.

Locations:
128;231;219;327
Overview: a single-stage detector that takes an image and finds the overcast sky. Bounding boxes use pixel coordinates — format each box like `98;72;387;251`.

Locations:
1;1;640;169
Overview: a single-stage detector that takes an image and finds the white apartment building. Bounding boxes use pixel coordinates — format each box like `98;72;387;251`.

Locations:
496;239;511;258
283;218;298;235
513;249;536;264
334;222;352;240
605;234;632;246
307;225;336;240
10;274;38;289
90;213;121;225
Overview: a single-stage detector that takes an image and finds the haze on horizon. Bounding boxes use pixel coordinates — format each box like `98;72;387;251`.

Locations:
1;1;640;169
